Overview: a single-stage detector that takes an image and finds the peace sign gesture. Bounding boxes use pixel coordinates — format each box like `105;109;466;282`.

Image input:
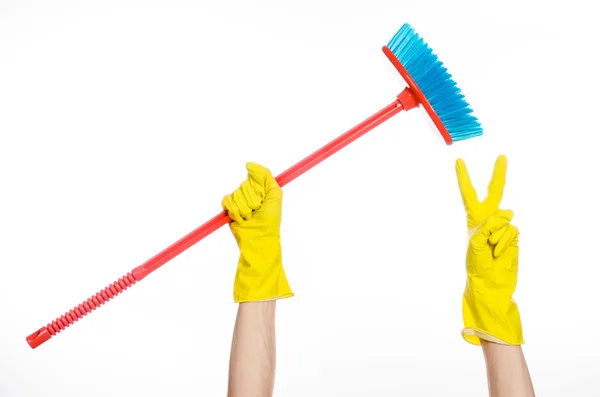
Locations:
453;155;524;347
456;154;508;229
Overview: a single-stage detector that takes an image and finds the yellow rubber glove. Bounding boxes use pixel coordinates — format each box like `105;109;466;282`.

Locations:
455;155;524;346
222;162;293;303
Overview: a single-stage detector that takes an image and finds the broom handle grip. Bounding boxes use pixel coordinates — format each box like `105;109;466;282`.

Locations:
26;97;405;349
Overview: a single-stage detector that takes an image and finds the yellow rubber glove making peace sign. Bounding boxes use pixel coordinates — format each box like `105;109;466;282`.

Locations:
455;155;524;346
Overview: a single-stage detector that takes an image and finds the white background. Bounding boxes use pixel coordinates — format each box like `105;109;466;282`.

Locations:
1;0;598;396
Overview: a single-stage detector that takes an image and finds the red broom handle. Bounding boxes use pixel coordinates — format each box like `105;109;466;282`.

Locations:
135;98;405;279
26;94;409;349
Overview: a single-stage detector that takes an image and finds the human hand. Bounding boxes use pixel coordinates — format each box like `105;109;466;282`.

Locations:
222;162;293;303
455;155;523;346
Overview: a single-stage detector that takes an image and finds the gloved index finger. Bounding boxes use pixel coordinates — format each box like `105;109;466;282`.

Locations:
455;158;479;210
486;155;507;208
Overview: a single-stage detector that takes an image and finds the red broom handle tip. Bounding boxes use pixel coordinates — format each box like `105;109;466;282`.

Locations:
26;272;138;349
26;327;52;349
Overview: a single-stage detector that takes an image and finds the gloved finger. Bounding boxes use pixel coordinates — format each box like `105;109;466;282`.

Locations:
471;209;514;247
247;162;278;195
239;178;263;212
486;155;507;209
222;194;245;223
489;225;508;245
222;162;273;223
231;184;254;220
455;158;479;211
494;224;519;258
222;179;259;222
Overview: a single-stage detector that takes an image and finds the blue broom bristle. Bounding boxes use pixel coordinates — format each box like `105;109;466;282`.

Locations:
387;23;483;142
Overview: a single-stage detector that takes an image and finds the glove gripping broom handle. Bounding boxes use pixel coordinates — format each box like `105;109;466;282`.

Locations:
26;89;417;349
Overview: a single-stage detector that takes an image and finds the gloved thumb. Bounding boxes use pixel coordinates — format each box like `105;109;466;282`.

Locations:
246;162;279;193
246;162;282;205
471;210;514;248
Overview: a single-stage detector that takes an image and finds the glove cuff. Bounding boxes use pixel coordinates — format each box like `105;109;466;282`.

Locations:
234;264;294;303
232;239;293;303
462;290;524;346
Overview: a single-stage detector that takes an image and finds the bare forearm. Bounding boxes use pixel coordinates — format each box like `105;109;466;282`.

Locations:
481;341;535;397
228;301;277;397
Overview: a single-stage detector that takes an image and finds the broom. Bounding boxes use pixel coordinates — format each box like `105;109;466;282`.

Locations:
26;23;483;349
